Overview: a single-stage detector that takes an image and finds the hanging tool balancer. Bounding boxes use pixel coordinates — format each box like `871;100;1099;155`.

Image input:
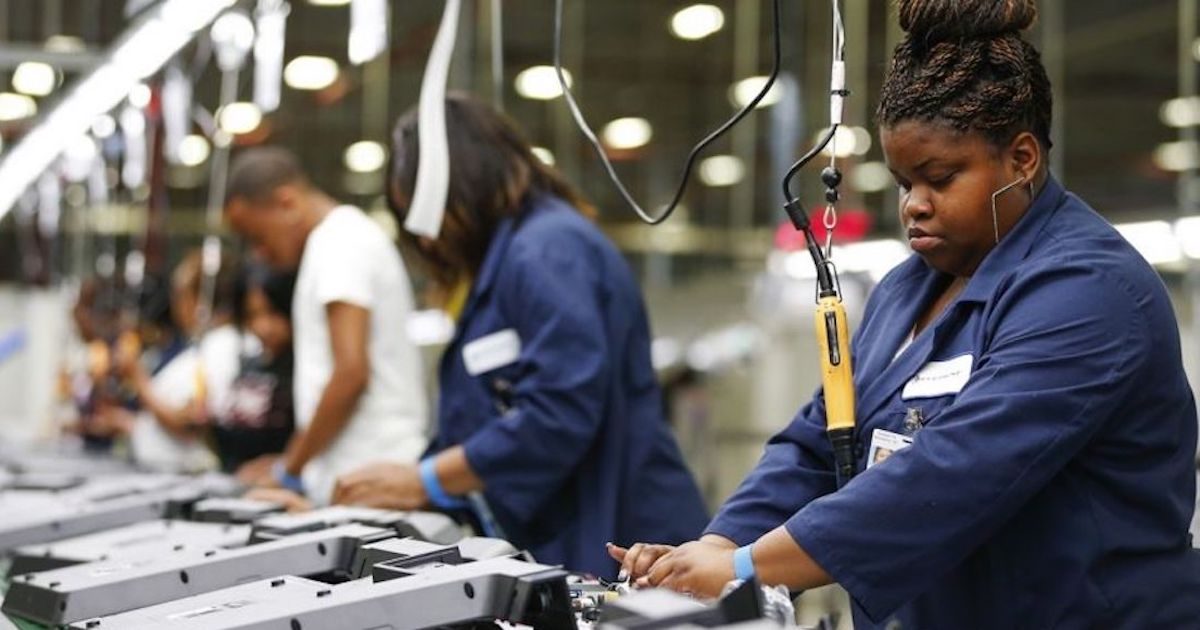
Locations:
781;0;857;487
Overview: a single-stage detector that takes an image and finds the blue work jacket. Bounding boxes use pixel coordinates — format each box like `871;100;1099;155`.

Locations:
430;193;708;577
708;176;1200;628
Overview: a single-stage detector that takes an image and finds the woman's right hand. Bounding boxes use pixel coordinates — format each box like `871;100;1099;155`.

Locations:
607;542;676;581
607;535;738;581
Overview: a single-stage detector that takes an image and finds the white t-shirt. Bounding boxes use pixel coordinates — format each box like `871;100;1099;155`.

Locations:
293;205;428;504
130;324;243;472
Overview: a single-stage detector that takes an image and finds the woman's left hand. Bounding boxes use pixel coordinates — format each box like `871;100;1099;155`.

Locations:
332;462;427;510
639;540;736;599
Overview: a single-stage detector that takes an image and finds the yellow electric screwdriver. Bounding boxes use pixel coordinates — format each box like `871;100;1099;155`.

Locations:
783;142;859;488
815;285;857;485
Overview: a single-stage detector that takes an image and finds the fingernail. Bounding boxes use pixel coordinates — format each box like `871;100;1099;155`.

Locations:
617;570;628;581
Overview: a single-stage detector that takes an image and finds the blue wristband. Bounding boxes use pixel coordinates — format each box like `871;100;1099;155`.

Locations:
272;460;305;494
733;544;756;581
419;458;469;510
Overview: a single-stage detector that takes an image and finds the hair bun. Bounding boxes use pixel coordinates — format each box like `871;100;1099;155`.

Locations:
898;0;1036;44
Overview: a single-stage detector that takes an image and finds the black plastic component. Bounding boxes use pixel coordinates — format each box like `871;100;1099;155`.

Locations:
820;166;842;189
828;427;858;488
599;579;764;629
824;312;842;366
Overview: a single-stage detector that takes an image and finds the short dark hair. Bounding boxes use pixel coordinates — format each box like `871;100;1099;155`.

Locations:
233;263;297;326
225;147;308;206
876;0;1053;151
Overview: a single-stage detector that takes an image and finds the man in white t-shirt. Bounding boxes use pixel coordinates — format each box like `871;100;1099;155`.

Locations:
223;147;427;504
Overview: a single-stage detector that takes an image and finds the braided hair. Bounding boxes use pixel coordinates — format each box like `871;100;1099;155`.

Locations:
876;0;1053;151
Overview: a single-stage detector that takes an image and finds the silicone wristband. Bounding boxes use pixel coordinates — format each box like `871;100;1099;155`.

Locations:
272;460;305;494
420;458;469;510
733;544;756;581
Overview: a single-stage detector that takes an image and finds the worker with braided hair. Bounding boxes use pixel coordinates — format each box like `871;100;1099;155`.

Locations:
611;1;1200;626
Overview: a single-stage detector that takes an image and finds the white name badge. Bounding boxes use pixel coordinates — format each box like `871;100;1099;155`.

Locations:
867;429;913;468
463;328;522;376
901;353;974;400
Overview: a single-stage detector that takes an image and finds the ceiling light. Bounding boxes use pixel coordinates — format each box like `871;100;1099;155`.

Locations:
216;101;262;134
12;62;57;97
850;161;893;193
670;4;725;41
308;0;351;6
531;146;556;166
515;66;571;101
1154;140;1199;172
698;155;744;187
602;117;653;150
91;115;117;139
64;134;97;166
0;93;38;122
344;140;386;173
211;10;255;71
128;83;152;108
1160;97;1200;128
729;76;780;109
348;0;387;64
284;56;339;90
177;134;211;167
43;35;85;52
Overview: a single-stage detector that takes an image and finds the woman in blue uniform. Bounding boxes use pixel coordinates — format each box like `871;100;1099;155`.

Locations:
331;95;708;577
613;1;1200;627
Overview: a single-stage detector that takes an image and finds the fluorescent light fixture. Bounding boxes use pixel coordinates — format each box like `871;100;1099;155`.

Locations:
44;35;86;52
729;75;780;109
0;0;235;221
217;101;263;134
254;0;290;113
531;146;556;166
62;135;99;182
698;154;745;187
515;65;571;101
850;161;893;193
128;82;152;108
284;56;340;90
344;140;387;173
309;0;350;6
12;62;57;97
177;134;211;167
602;117;653;150
0;93;37;121
1115;220;1182;266
1160;96;1200;128
91;115;117;139
212;10;255;72
349;0;388;64
670;4;725;41
1154;141;1199;172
